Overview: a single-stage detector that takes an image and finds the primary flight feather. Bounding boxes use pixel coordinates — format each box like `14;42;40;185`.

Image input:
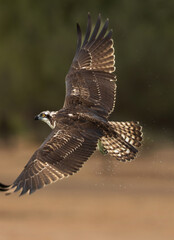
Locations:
0;13;142;196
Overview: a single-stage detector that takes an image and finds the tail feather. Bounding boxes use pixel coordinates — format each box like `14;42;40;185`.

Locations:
101;121;143;161
109;121;142;147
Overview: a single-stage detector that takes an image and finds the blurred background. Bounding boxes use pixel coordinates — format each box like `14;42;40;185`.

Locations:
0;1;174;240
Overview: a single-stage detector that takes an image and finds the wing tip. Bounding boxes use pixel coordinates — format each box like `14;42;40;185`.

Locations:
0;182;14;196
0;182;11;191
76;22;81;34
76;22;82;53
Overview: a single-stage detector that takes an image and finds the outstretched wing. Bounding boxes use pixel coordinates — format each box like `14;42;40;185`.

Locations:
1;121;102;196
64;13;116;118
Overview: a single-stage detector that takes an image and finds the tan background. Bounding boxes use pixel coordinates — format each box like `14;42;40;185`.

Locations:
0;1;173;239
0;141;174;240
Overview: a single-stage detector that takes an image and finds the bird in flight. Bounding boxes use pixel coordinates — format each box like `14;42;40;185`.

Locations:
0;13;142;196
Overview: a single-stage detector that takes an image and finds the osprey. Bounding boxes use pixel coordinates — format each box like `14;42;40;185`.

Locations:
0;13;142;196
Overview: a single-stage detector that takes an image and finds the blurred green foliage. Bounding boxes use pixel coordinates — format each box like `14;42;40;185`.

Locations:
0;0;173;139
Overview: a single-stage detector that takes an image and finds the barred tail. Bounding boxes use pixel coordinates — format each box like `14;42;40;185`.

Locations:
100;121;143;162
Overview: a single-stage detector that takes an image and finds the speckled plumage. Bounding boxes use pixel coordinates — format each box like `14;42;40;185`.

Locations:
101;121;143;161
0;13;142;196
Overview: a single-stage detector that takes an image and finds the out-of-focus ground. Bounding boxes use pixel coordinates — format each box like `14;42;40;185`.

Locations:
0;141;174;240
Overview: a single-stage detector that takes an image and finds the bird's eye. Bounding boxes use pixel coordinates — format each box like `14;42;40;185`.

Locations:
42;113;46;118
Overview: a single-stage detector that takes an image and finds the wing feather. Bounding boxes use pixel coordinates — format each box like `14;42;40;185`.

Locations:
64;13;116;118
4;122;102;195
82;13;92;47
88;14;101;44
75;23;82;55
95;18;109;41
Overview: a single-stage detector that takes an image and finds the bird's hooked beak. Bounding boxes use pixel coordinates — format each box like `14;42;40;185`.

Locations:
34;115;39;120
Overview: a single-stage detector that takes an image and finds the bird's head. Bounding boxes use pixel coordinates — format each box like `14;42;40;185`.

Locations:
34;111;57;129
